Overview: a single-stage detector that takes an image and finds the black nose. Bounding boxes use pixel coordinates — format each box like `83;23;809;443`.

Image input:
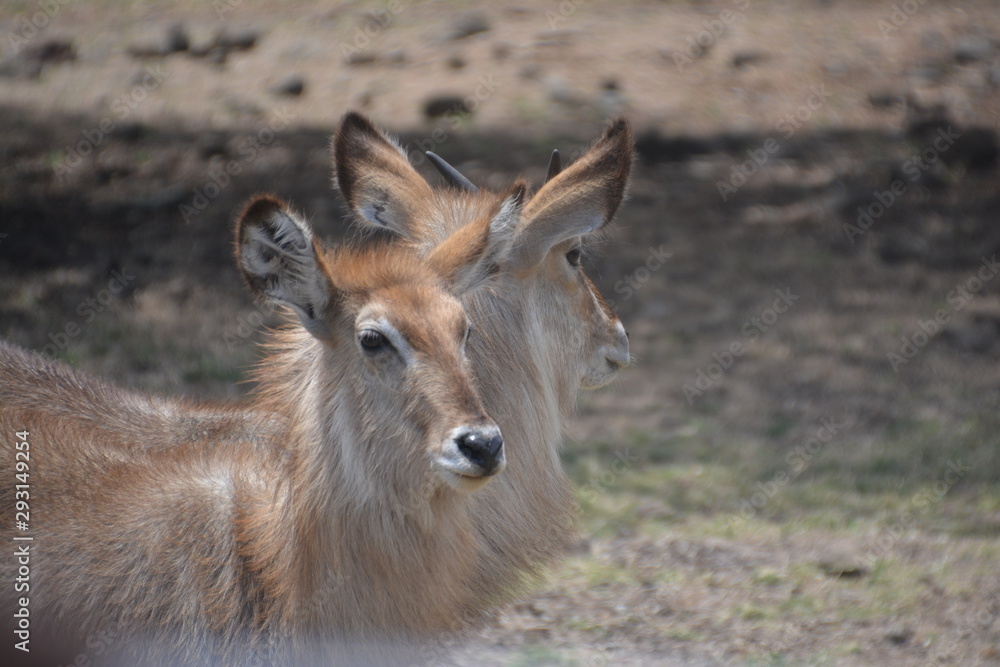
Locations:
455;430;504;475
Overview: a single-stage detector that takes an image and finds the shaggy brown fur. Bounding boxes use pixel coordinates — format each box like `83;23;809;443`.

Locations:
0;113;634;664
0;197;509;663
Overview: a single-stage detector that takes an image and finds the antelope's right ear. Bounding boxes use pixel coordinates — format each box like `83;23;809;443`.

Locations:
234;195;335;338
508;118;634;272
332;112;434;239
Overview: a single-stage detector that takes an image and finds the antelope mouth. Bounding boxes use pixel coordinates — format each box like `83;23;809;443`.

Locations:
438;467;495;493
434;454;505;493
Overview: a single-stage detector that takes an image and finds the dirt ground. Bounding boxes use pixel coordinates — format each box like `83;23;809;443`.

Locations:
2;1;1000;665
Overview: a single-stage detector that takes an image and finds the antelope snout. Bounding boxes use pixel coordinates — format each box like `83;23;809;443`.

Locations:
437;424;506;491
604;321;631;371
455;429;505;475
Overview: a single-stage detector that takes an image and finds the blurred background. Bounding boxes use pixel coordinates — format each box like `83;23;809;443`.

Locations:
1;1;999;664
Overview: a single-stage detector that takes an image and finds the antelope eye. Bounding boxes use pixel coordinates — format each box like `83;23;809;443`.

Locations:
358;329;390;353
565;248;582;267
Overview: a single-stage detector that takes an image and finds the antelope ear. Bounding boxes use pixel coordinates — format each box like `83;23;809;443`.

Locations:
508;118;634;272
332;112;434;239
234;195;335;338
428;183;524;294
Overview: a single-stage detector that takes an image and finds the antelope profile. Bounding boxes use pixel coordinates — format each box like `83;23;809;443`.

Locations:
0;113;635;662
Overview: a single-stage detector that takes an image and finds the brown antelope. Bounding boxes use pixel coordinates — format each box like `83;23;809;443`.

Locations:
0;113;634;663
0;195;513;662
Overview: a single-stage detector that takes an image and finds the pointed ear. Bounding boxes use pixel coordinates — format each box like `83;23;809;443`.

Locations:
234;195;335;338
427;183;525;294
508;118;633;272
332;112;434;238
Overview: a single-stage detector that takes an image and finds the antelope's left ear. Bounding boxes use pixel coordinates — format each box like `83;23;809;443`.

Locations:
427;182;525;294
332;112;435;239
234;195;336;338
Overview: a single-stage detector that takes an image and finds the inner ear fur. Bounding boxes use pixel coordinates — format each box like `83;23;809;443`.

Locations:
234;194;336;338
331;112;435;238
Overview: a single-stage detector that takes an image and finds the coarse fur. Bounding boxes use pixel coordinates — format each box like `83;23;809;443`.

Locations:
0;113;634;663
0;198;510;663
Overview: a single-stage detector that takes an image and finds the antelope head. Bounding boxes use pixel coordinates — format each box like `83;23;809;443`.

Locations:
235;195;507;497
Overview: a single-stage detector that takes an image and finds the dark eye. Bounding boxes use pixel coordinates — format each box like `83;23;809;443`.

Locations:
565;248;582;267
358;329;390;353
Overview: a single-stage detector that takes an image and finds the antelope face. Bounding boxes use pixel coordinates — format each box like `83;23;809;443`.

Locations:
351;289;505;490
331;112;634;393
234;196;506;495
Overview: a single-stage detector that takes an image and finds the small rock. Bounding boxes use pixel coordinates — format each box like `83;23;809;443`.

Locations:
271;75;305;97
24;38;76;64
731;51;768;69
885;626;912;645
345;51;377;66
446;53;466;70
216;28;259;52
127;24;188;59
954;35;992;63
448;11;490;40
423;96;470;119
165;23;190;53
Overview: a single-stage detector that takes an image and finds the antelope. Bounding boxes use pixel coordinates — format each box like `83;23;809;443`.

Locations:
0;113;635;662
0;196;512;662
